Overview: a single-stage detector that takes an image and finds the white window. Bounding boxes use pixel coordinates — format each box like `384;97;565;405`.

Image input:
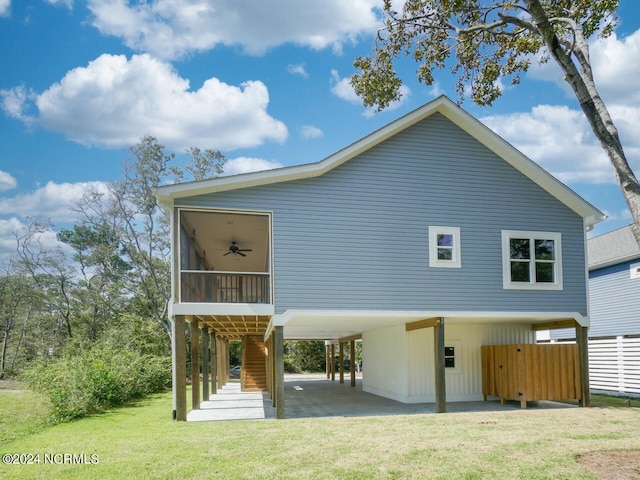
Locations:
429;226;461;268
501;230;563;290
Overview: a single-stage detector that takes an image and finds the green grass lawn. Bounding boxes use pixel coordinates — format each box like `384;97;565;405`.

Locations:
1;382;639;479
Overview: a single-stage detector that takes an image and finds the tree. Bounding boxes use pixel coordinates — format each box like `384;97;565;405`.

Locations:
351;0;640;243
71;136;227;334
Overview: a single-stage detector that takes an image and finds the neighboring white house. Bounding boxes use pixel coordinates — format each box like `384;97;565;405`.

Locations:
156;96;605;420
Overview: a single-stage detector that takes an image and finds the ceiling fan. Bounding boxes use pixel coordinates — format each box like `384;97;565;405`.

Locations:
223;241;252;257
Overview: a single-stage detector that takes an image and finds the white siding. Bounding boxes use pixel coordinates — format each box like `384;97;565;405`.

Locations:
362;321;535;403
406;323;535;403
362;325;408;402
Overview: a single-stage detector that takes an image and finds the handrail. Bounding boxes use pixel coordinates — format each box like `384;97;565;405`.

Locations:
180;271;271;304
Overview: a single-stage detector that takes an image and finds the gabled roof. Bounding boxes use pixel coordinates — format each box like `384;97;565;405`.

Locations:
157;95;605;226
588;225;640;270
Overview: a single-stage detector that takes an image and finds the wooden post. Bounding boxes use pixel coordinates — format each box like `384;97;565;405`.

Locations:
224;339;230;384
326;344;330;379
350;340;356;387
576;325;591;407
274;326;285;419
216;336;224;388
264;335;273;398
339;342;344;384
173;315;187;421
331;343;336;381
271;334;277;405
191;317;200;410
210;331;217;395
201;326;210;401
434;317;446;413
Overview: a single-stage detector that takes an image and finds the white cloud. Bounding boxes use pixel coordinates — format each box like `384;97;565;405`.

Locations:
590;29;640;104
0;180;109;222
482;105;613;184
223;157;284;176
0;0;10;17
0;217;65;264
299;125;323;139
528;29;640;105
44;0;73;9
0;85;36;123
87;0;381;60
330;69;361;104
0;171;17;192
287;64;309;78
0;217;23;256
3;54;288;151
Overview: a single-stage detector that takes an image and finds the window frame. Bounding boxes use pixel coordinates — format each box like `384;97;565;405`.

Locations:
501;230;563;290
429;226;462;269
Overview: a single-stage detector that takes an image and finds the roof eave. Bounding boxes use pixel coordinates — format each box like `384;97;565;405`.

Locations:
156;95;605;225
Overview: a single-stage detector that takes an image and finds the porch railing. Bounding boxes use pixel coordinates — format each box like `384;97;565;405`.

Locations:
180;271;271;304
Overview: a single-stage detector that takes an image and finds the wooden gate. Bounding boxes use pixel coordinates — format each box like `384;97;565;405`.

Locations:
481;344;581;408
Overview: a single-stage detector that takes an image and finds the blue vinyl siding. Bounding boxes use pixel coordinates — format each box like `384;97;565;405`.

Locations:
588;261;640;337
176;113;588;316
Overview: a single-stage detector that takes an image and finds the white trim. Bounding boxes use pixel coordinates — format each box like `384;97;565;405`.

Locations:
156;96;605;226
171;302;274;317
429;226;461;268
176;207;275;305
277;309;589;326
501;230;563;291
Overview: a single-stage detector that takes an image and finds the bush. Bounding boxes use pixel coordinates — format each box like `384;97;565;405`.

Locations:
25;321;171;422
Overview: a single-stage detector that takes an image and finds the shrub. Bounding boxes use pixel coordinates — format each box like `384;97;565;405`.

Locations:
25;322;171;422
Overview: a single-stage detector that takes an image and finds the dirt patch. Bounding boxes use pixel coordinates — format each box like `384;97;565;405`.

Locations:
577;450;640;479
0;379;25;392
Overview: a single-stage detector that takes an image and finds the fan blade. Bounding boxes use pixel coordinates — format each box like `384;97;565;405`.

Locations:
237;252;246;257
238;249;253;252
223;251;232;256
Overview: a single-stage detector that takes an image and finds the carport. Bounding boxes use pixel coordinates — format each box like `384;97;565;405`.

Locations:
187;373;575;422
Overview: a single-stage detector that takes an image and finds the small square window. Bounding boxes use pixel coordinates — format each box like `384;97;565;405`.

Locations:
429;227;461;268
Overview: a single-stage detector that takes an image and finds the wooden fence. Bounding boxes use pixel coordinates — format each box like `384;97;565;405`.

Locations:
482;344;581;408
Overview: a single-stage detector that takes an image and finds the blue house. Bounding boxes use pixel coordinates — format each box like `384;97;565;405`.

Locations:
157;96;605;420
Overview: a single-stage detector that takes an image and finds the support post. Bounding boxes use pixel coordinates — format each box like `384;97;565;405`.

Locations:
339;342;344;384
326;344;330;379
211;331;217;395
201;326;210;401
350;339;356;387
274;326;285;419
434;317;446;413
271;334;276;405
173;315;187;421
191;317;200;411
331;343;336;381
576;325;591;407
216;336;224;389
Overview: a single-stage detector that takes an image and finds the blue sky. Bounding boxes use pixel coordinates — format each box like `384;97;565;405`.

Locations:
1;0;640;259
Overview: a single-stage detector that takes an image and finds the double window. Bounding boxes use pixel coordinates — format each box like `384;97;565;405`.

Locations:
501;230;563;290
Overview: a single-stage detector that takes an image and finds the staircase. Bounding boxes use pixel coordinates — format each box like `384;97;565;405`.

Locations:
242;335;267;391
